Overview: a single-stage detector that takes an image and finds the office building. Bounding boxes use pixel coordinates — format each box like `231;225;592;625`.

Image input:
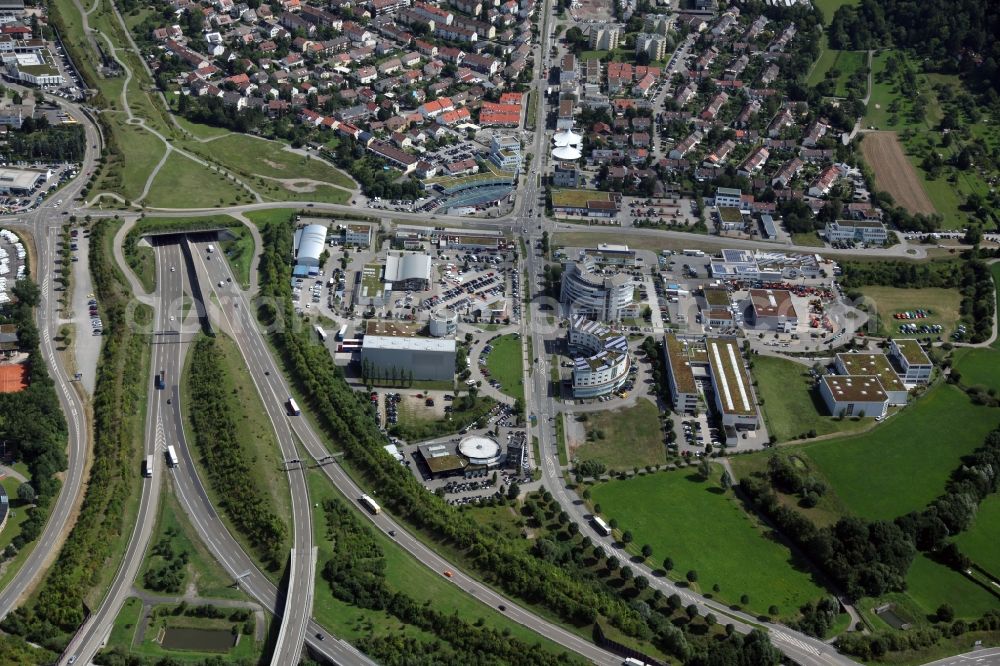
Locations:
559;258;634;321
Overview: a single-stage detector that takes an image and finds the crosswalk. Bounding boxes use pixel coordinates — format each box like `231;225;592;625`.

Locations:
771;628;821;656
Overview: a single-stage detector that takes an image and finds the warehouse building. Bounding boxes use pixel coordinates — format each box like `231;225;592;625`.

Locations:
705;336;760;430
888;339;932;384
567;317;631;398
663;333;699;414
559;258;635;321
361;325;456;381
745;288;798;332
383;252;432;291
819;375;888;418
292;223;328;274
835;352;908;405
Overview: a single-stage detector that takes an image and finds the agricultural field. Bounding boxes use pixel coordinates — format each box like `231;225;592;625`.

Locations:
591;469;829;619
751;355;869;442
571;398;666;470
484;334;525;402
860;132;935;216
955;493;1000;579
904;554;1000;620
857;285;962;338
861;50;999;230
800;384;1000;520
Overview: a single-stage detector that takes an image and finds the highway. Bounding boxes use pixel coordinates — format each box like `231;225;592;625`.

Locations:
57;242;180;665
187;237;624;666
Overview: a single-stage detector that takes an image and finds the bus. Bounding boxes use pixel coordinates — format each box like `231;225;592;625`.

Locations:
623;658;647;666
359;494;381;515
315;325;328;342
287;397;301;416
592;516;611;537
683;249;705;257
144;454;153;478
336;324;348;341
166;445;179;468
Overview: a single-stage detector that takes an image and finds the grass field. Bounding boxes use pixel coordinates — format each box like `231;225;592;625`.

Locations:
956;493;1000;578
0;476;40;590
858;285;962;338
183;134;355;194
904;554;1000;620
591;469;829;618
800;384;1000;520
573;398;665;470
813;0;858;23
95;117;166;203
139;487;245;601
484;334;525;402
952;347;1000;393
144;153;250;208
807;49;866;97
791;232;824;247
752;355;870;442
180;333;291;580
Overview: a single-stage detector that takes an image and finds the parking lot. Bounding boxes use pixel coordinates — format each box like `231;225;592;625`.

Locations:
0;229;27;305
0;163;80;215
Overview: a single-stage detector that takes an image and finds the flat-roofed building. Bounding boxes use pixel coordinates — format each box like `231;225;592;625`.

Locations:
343;223;373;247
819;375;888;418
825;220;889;245
705;336;760;429
417;442;468;477
889;339;932;384
0;167;44;194
745;288;798;332
567;317;631;398
835;352;908;405
581;243;636;266
663;333;699;413
361;331;456;381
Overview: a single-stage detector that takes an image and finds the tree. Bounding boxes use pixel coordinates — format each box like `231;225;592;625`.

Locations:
641;544;653;559
685;604;698;619
662;557;674;572
506;481;520;500
936;603;955;623
686;569;698;583
16;483;35;503
697;458;711;480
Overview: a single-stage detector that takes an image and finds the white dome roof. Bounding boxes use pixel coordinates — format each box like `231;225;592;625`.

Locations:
553;129;582;147
552;145;582;161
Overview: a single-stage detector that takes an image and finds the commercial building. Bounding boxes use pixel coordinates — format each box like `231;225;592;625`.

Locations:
490;134;521;172
417;442;468;477
559;258;635;321
824;220;889;245
714;187;743;209
429;307;458;337
343;223;373;247
745;288;798;332
361;324;456;381
889;339;932;384
383;252;432;290
552;162;580;188
705;336;760;430
292;223;327;271
835;353;908;405
818;375;888;418
710;248;823;282
581;243;636;266
0;167;44;194
551;189;621;220
663;333;699;413
567;317;631;398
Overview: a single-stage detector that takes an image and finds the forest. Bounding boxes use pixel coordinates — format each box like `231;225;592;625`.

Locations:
827;0;1000;99
5;124;86;162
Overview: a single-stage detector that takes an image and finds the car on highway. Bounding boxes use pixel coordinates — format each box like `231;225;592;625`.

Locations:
443;570;453;578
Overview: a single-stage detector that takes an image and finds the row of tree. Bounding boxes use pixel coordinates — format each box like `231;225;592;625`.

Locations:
187;337;288;569
6;124;86;162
